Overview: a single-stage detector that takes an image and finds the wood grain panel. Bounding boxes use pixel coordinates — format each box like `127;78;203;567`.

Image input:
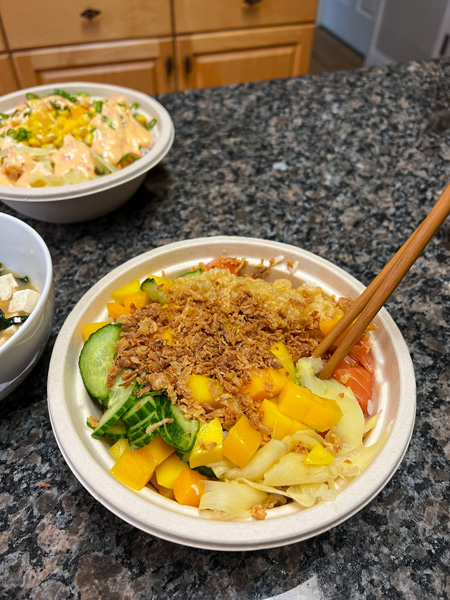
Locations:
13;39;176;94
174;0;317;34
0;0;172;50
176;25;314;91
0;54;19;94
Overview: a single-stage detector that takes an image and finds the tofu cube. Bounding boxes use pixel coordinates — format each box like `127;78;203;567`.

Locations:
9;289;40;315
0;273;18;301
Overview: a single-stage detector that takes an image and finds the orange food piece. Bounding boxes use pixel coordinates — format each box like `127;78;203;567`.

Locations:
82;321;110;341
243;368;289;401
173;468;207;507
260;399;308;440
123;290;150;313
222;415;262;468
278;380;343;432
332;362;373;413
204;258;240;275
106;301;129;319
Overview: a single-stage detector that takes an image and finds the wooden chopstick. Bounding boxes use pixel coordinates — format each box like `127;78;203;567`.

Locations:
316;182;450;381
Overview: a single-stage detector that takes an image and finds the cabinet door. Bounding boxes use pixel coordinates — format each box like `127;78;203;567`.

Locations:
0;0;172;50
176;25;314;91
174;0;318;33
13;39;176;95
0;55;19;94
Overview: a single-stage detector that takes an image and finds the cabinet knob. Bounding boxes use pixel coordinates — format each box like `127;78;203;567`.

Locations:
244;0;263;6
80;8;102;20
184;57;193;76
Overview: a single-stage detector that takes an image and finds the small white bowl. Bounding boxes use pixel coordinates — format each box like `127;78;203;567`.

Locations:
47;236;416;550
0;213;54;400
0;83;175;223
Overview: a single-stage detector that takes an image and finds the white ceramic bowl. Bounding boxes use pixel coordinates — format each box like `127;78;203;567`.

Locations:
0;83;175;223
0;213;54;400
47;237;416;550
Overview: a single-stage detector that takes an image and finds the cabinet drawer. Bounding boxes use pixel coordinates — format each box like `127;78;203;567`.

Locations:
0;0;172;50
13;39;176;95
0;55;19;94
176;24;314;91
174;0;317;34
0;22;6;52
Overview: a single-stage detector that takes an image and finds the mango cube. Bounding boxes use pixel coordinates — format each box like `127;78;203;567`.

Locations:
111;280;141;305
243;367;289;401
109;438;129;460
278;380;343;432
189;417;223;469
82;321;110;341
155;454;188;489
260;399;308;440
187;374;222;408
270;342;296;380
303;443;335;466
222;415;262;468
110;444;159;490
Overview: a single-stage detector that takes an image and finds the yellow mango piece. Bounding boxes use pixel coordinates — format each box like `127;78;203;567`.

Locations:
155;454;188;489
123;290;150;313
303;443;335;466
187;374;222;408
82;321;110;341
145;434;175;465
189;417;223;469
111;280;142;305
260;399;309;440
278;380;343;432
270;342;296;380
145;274;172;294
150;473;175;499
110;444;159;491
109;438;129;460
106;301;129;319
157;327;173;345
223;414;262;468
243;367;289;401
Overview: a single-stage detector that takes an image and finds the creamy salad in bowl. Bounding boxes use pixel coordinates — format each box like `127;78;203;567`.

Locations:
0;89;156;188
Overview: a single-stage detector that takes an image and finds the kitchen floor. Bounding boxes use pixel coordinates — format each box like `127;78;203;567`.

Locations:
309;26;364;74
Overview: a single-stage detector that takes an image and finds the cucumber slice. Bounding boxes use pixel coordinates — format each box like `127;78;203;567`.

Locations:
91;373;137;439
79;323;121;400
101;420;127;439
159;402;199;452
177;268;202;278
126;395;163;449
140;278;168;304
122;393;161;427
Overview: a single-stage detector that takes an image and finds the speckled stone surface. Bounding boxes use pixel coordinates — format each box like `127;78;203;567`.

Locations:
1;59;449;600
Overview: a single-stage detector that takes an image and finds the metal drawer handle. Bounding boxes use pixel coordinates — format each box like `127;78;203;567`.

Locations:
80;8;102;20
244;0;263;6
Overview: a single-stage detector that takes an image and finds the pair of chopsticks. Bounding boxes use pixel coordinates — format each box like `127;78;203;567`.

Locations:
315;182;450;380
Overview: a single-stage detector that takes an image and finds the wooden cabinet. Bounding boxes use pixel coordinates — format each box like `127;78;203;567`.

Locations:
0;19;18;93
176;25;314;91
0;0;317;94
13;40;176;95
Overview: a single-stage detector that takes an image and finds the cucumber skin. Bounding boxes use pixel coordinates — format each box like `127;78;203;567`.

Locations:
79;323;122;401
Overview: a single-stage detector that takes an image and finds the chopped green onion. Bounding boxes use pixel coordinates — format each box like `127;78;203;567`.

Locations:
0;112;9;120
94;100;103;114
146;118;157;130
25;92;40;100
76;92;91;97
102;115;115;129
130;102;140;110
7;128;31;142
15;275;30;284
52;89;77;102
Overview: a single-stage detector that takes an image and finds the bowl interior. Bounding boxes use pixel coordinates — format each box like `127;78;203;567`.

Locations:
0;214;53;353
47;236;416;550
0;82;175;200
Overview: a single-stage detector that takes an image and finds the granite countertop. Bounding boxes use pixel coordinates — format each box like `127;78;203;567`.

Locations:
1;59;449;599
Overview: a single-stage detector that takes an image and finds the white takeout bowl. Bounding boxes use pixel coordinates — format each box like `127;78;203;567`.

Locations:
0;83;175;223
47;236;416;550
0;212;54;400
